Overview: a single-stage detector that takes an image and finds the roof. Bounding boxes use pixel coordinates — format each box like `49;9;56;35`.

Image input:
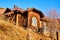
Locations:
40;17;52;22
0;8;6;15
0;8;12;15
0;6;45;19
12;6;45;18
13;6;25;13
4;8;12;13
27;8;44;18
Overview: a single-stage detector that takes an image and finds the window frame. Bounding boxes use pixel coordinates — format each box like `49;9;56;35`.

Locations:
32;17;38;27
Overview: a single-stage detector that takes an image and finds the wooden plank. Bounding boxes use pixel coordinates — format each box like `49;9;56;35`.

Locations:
16;14;18;26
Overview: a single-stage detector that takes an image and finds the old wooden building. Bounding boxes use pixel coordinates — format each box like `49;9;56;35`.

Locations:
2;6;57;34
0;6;60;40
0;6;46;31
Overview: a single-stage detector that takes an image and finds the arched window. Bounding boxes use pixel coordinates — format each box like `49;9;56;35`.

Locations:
32;17;37;26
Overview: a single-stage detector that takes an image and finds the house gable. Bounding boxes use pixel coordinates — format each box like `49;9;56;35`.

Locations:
27;8;44;29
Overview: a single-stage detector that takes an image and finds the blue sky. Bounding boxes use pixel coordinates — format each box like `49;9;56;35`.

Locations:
0;0;60;16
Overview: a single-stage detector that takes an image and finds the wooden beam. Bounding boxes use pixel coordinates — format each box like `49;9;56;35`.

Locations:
16;14;18;26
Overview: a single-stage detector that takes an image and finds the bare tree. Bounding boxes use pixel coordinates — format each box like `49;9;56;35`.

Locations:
46;9;59;40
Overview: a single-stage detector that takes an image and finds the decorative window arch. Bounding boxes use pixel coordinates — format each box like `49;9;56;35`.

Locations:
32;17;37;26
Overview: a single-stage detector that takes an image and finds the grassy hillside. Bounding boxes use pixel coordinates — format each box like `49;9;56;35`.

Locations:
0;20;36;40
0;19;51;40
0;20;27;40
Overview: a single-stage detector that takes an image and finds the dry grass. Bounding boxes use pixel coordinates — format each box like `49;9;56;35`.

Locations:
0;20;41;40
0;19;39;40
0;19;27;40
0;16;52;40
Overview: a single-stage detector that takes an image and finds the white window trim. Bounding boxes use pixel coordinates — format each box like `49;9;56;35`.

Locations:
32;17;37;27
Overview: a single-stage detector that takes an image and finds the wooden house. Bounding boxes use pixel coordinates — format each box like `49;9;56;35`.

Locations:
1;6;60;40
27;8;44;30
13;6;45;30
0;6;46;32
